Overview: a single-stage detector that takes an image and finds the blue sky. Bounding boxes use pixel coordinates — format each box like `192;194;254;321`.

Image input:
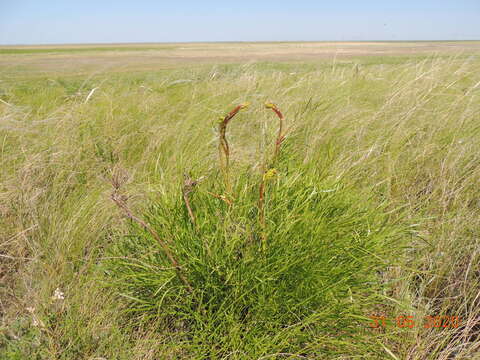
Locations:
0;1;479;45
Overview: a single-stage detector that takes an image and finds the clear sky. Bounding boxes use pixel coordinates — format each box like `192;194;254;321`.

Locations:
0;1;479;45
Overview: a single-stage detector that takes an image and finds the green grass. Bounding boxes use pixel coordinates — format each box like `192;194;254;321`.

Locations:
105;163;404;358
1;52;479;359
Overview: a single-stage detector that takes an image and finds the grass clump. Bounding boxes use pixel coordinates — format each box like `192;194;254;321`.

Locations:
105;104;404;358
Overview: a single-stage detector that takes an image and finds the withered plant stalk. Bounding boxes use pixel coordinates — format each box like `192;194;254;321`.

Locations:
206;191;234;206
111;175;193;292
182;173;205;227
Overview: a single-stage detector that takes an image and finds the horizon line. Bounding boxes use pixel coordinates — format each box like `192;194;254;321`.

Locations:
1;39;480;47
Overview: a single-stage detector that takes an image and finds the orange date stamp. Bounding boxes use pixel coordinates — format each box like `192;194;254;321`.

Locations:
369;315;462;329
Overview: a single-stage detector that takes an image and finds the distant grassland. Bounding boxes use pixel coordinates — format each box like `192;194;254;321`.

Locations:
0;46;178;54
2;41;480;76
0;42;479;359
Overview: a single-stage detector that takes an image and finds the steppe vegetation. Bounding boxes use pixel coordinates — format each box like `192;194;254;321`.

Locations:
1;42;479;359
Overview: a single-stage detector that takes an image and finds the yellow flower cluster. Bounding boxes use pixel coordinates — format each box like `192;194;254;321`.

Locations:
263;168;278;181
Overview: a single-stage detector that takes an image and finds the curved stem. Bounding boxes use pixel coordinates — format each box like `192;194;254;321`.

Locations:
265;103;286;163
218;103;248;194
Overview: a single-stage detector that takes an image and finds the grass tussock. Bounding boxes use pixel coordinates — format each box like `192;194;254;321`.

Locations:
105;107;405;356
0;53;479;359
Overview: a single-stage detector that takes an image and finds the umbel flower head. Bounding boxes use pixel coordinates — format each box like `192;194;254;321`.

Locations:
265;102;284;120
263;168;278;181
52;288;65;301
218;102;250;124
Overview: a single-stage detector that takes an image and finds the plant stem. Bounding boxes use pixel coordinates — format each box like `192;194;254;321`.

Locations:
265;103;286;163
218;103;248;194
258;180;267;251
257;103;286;252
182;173;205;228
111;187;193;293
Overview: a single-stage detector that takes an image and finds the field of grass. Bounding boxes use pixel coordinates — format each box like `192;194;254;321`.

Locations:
1;42;479;359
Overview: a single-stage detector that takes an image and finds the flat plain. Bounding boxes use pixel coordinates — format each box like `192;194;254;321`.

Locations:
1;42;479;359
